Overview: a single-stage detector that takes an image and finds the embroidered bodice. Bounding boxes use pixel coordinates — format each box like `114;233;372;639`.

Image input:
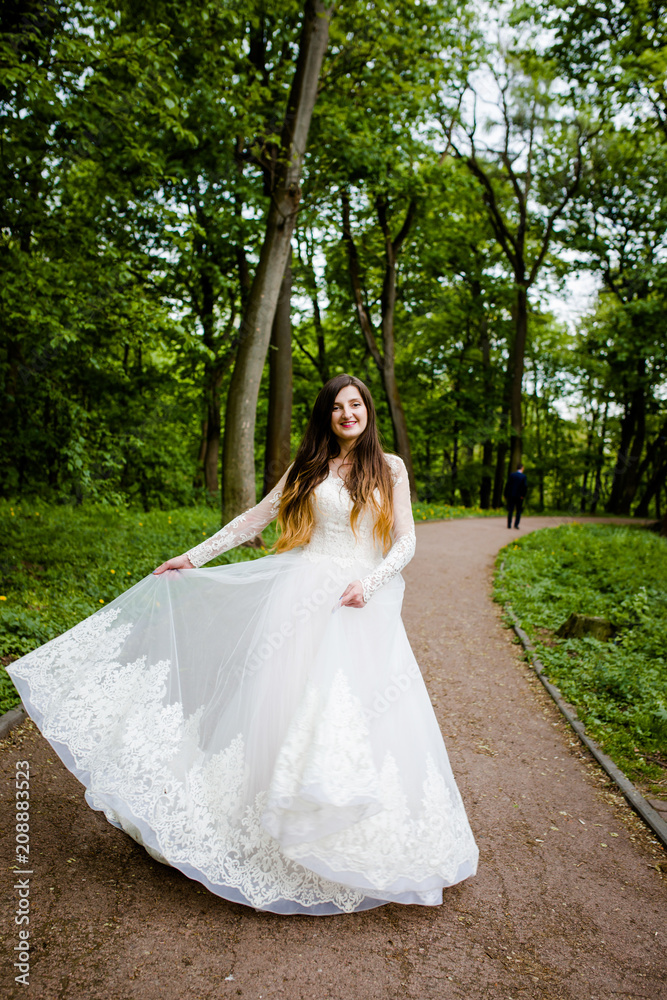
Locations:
184;454;416;604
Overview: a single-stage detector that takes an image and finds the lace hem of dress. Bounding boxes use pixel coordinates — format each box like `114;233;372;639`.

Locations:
9;610;477;909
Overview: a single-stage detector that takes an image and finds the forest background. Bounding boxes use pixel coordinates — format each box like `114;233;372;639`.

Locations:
2;0;667;524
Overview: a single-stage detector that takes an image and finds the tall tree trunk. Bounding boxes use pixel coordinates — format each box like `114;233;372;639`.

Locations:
383;364;415;491
203;370;223;496
263;253;293;494
622;385;646;512
313;291;328;383
456;130;583;487
450;424;460;504
634;455;667;517
234;136;252;312
197;251;227;497
479;308;493;509
222;0;332;523
492;359;513;508
297;247;329;382
606;358;646;514
460;444;474;506
376;197;417;498
580;402;598;514
509;282;528;473
194;419;208;489
493;440;508;509
633;419;667;517
531;374;545;511
310;292;329;383
341;190;418;499
480;440;493;508
607;395;635;512
633;417;667;486
590;398;609;514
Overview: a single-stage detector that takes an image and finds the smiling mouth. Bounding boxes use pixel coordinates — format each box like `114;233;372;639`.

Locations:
341;421;356;427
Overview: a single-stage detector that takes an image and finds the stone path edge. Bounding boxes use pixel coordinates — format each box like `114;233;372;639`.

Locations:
502;599;667;849
0;701;27;741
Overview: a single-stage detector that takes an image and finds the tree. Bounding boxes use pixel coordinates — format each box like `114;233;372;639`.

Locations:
0;0;197;503
388;156;514;507
341;188;418;497
221;0;333;523
448;42;589;475
287;0;471;499
537;0;667;139
263;253;293;494
564;127;667;515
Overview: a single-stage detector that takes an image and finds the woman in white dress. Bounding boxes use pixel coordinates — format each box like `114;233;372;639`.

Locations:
7;373;478;914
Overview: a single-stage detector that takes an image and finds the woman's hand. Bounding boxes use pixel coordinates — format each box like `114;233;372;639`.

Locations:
338;579;366;609
152;554;195;575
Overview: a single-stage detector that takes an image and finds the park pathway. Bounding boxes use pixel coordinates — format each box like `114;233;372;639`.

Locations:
1;515;666;1000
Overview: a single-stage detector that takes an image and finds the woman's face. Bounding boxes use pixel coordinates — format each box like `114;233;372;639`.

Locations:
331;384;368;447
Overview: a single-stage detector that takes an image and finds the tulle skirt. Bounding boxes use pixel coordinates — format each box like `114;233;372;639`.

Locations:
7;548;478;914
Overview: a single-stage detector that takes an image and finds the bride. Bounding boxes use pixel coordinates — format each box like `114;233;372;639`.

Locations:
7;373;478;914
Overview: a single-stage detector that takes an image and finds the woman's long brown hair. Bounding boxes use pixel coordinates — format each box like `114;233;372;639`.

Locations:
274;374;395;556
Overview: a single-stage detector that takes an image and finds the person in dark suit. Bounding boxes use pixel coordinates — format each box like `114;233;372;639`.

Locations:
506;464;527;529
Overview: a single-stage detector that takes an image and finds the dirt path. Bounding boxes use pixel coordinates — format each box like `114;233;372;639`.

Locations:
1;515;666;1000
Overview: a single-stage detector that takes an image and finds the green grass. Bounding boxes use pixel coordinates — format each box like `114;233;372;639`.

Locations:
0;497;496;714
495;522;667;796
413;502;504;520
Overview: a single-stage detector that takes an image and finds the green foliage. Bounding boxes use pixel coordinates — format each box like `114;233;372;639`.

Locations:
412;502;503;521
495;523;667;793
1;0;666;519
534;0;667;129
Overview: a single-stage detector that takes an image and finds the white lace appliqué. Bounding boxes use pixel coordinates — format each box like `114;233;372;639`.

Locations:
10;614;476;910
185;454;417;605
186;484;284;568
308;454;415;603
10;610;365;911
263;669;476;889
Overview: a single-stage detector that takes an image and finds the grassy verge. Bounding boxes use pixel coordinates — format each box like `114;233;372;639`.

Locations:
0;498;499;714
494;522;667;797
413;503;504;520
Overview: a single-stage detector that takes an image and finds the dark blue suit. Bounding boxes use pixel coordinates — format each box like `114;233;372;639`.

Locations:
506;470;527;528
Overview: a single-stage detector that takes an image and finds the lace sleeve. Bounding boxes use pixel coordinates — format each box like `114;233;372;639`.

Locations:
184;465;293;568
360;455;416;604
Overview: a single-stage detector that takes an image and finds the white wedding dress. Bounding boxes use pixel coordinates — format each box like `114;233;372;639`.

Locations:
7;454;478;914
